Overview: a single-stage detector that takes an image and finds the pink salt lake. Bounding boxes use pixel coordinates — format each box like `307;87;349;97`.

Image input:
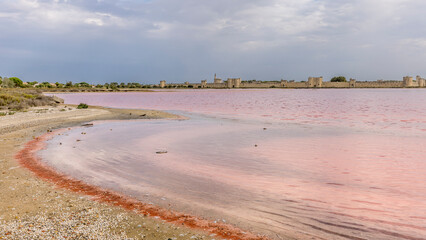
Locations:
43;89;426;239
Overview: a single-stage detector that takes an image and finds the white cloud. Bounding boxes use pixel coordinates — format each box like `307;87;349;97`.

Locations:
147;21;174;38
85;18;104;26
146;1;330;39
0;0;127;29
1;0;426;82
400;38;426;48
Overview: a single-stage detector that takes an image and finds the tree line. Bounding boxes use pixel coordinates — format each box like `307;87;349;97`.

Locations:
0;76;163;89
1;75;350;89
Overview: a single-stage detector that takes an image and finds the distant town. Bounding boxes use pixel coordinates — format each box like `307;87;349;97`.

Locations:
1;74;425;90
159;74;426;89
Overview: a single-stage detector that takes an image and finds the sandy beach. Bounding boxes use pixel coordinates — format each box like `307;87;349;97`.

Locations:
0;105;215;239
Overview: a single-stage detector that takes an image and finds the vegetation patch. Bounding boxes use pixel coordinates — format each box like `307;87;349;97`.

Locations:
77;103;89;109
330;76;347;82
0;89;57;110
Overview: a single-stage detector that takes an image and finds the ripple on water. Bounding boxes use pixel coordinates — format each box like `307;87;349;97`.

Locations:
43;89;426;239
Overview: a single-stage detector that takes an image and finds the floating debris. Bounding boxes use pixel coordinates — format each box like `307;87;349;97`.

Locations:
82;123;94;127
156;151;168;154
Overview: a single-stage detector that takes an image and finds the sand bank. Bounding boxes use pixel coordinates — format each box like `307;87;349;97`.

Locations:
0;105;268;239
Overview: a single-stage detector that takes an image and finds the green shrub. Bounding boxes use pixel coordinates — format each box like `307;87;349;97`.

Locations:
9;77;24;88
330;76;347;82
36;82;53;88
23;93;36;99
77;82;91;88
77;103;89;109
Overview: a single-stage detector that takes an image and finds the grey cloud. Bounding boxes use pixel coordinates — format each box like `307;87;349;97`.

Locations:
0;0;425;83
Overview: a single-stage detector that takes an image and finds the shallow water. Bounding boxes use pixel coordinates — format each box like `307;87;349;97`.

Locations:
43;89;426;239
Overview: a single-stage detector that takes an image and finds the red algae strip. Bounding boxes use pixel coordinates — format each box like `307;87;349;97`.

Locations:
15;131;269;240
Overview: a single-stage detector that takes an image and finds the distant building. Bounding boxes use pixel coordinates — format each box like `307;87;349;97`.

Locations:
307;77;323;88
214;74;222;84
158;75;426;89
403;76;413;87
227;78;241;88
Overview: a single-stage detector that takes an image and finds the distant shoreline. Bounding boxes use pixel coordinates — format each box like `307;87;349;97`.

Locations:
157;76;426;89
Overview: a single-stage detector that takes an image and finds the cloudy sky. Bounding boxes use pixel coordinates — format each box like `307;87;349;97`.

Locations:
0;0;425;84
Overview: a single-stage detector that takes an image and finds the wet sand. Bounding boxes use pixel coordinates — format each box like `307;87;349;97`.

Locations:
16;130;268;240
0;105;220;239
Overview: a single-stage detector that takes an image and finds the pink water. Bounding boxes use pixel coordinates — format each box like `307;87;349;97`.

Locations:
43;89;426;239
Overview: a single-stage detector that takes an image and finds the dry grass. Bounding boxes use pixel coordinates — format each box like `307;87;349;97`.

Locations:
0;89;56;111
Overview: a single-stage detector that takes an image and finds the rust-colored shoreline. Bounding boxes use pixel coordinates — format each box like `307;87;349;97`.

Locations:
15;130;269;240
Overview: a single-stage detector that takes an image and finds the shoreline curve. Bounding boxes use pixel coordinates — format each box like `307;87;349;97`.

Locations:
15;129;269;240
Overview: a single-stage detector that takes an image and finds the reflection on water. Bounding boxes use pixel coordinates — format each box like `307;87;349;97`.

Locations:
43;89;426;239
54;89;426;134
